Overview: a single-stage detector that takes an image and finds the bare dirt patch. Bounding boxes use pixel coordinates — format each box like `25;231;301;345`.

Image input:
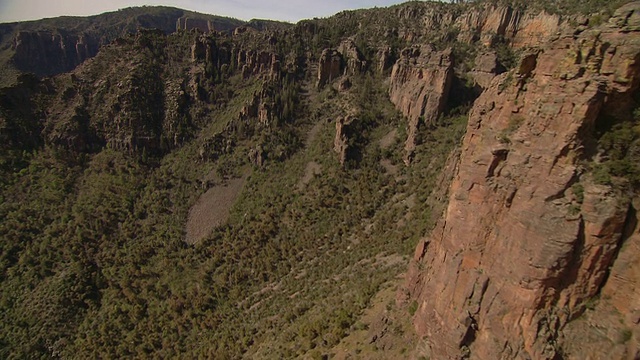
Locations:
380;159;399;176
379;129;397;150
297;161;322;190
185;176;246;244
305;120;324;146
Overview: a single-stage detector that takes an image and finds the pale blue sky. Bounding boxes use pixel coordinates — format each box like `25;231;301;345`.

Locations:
0;0;417;23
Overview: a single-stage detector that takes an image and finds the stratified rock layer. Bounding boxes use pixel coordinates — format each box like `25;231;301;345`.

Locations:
402;3;640;359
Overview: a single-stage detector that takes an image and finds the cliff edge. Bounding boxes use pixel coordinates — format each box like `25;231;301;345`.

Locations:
402;2;640;359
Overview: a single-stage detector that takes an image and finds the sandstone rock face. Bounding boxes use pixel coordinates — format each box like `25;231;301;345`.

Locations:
239;86;280;128
394;2;566;49
457;4;562;48
193;33;278;80
469;51;503;89
388;45;453;164
601;197;640;327
317;41;365;88
402;5;640;359
317;49;343;88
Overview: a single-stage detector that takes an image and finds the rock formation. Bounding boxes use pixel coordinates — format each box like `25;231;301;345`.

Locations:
337;39;366;75
248;144;265;167
377;46;393;73
469;51;504;89
388;45;454;164
334;115;355;166
337;77;352;91
401;3;640;359
0;8;245;84
239;90;274;127
317;49;343;88
394;2;566;49
176;17;214;32
237;50;281;79
11;31;100;76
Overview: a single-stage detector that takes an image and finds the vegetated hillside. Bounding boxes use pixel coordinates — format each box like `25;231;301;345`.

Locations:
0;0;638;359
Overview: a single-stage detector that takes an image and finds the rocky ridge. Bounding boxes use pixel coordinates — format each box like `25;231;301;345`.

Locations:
0;7;271;85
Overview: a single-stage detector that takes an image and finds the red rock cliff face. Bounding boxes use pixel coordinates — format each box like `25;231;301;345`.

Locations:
402;3;640;359
394;2;566;48
388;45;453;164
387;5;576;166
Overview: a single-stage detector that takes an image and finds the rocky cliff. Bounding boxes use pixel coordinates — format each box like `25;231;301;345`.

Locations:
389;45;454;164
317;49;344;88
11;31;100;76
401;2;640;359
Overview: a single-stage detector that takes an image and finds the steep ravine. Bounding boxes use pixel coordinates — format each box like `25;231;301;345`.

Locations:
400;2;640;359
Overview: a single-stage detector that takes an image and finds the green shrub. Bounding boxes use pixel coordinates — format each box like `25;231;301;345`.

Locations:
593;120;640;187
571;183;584;203
408;301;419;316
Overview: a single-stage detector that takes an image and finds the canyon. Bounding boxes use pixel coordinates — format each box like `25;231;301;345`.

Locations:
0;1;638;358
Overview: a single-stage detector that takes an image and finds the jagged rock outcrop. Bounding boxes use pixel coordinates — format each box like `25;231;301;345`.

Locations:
0;7;246;84
239;90;274;127
317;49;343;88
334;115;355;166
338;39;366;75
401;3;640;359
469;51;504;89
236;49;280;79
317;41;365;89
248;145;265;167
11;31;100;76
377;46;393;73
191;33;280;82
176;17;214;32
390;2;572;49
199;133;233;161
388;45;453;164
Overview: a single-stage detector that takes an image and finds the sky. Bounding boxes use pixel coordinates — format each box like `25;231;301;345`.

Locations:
0;0;415;24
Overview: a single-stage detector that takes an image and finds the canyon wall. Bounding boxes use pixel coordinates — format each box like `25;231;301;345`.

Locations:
11;31;101;77
401;2;640;359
